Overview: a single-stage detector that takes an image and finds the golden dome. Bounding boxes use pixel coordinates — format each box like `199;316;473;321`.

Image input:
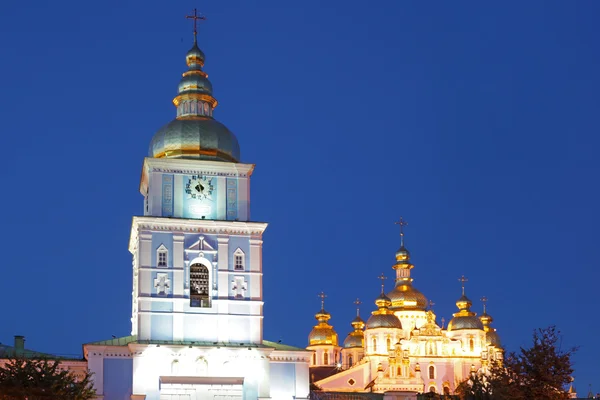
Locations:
387;281;428;311
308;325;338;346
308;293;339;346
343;331;364;348
447;293;484;331
485;329;501;347
366;290;402;330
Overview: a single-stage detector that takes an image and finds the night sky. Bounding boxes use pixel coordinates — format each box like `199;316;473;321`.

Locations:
1;0;599;392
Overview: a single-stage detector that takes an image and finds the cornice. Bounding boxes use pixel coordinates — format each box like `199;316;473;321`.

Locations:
129;217;268;252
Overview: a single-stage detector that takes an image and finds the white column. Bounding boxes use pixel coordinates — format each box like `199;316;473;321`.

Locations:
173;234;185;341
217;236;229;298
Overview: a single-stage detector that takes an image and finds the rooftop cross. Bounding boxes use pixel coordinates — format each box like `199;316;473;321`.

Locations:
458;275;468;296
378;273;387;294
394;216;408;247
354;298;362;316
317;291;327;310
186;8;207;43
428;299;435;311
481;296;488;314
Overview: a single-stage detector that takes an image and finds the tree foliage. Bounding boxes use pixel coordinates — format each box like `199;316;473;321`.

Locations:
456;326;576;400
0;358;96;400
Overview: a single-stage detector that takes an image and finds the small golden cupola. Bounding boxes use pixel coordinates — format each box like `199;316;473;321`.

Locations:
308;292;339;346
366;274;402;329
447;276;484;331
343;299;366;348
386;218;428;311
479;296;501;347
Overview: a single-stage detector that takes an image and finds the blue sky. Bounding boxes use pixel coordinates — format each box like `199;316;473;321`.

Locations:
1;0;599;392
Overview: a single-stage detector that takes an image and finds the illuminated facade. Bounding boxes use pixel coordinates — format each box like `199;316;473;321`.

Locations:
82;12;310;400
307;223;503;396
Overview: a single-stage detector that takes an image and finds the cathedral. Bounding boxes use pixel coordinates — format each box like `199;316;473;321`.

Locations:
78;11;310;400
306;221;503;396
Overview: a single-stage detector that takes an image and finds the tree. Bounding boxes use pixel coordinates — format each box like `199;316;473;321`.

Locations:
0;358;96;399
456;326;576;400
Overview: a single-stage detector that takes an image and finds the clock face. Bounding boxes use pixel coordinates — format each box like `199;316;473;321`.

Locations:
185;175;214;200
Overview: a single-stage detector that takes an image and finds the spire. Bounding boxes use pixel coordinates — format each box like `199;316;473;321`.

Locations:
378;273;387;295
354;298;362;317
185;8;206;45
455;275;474;313
318;291;327;312
459;275;468;296
395;216;408;249
173;9;218;120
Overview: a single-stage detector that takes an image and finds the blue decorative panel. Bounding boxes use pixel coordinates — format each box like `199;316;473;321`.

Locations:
182;174;217;220
162;175;174;217
150;314;173;341
103;359;132;400
226;178;238;220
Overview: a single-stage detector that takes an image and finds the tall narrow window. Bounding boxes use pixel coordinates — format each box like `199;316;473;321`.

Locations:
233;248;245;271
372;338;377;352
312;353;316;365
429;365;435;379
348;355;353;366
323;351;329;365
387;338;391;351
190;263;210;307
157;245;168;267
469;339;474;352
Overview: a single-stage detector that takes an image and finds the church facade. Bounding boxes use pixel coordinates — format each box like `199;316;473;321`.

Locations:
307;224;503;397
82;13;310;400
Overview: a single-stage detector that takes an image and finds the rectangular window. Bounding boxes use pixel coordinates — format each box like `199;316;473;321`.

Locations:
158;251;167;267
234;255;243;270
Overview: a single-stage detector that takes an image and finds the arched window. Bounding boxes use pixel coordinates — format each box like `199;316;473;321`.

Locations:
190;263;210;307
469;339;474;352
312;353;316;365
196;357;208;375
171;360;180;375
334;351;338;364
386;338;391;351
323;351;329;365
372;338;377;352
429;386;437;393
429;365;435;379
443;386;451;395
348;355;353;366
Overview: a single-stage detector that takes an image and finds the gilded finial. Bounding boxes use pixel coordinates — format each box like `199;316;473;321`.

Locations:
317;291;327;310
441;317;445;329
481;296;488;314
378;273;387;294
394;216;408;248
186;8;207;44
458;275;468;296
354;298;362;317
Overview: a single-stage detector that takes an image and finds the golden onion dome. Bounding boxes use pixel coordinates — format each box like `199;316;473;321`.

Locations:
479;312;493;326
351;315;365;330
308;325;338;346
343;331;364;348
485;329;501;347
366;313;402;329
447;315;484;331
387;281;428;311
447;292;484;331
366;290;402;330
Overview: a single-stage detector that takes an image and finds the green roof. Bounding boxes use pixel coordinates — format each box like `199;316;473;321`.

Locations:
85;335;307;352
0;345;82;361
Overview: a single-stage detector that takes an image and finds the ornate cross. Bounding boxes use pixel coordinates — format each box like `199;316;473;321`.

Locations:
394;216;408;247
378;273;387;294
481;296;488;313
354;298;362;316
186;8;207;42
458;275;468;295
428;299;435;311
318;291;327;310
154;274;171;296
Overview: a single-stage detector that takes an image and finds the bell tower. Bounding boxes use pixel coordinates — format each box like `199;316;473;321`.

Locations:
128;10;266;345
